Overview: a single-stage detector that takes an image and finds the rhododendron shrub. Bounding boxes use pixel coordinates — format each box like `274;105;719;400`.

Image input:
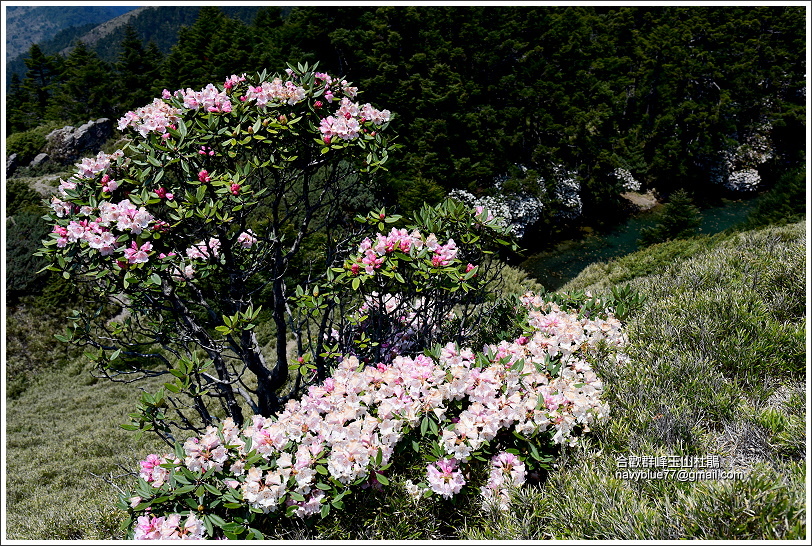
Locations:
292;198;517;377
120;292;626;539
38;63;397;435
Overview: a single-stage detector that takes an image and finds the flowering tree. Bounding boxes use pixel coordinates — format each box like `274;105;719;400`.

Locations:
38;63;520;445
39;64;398;436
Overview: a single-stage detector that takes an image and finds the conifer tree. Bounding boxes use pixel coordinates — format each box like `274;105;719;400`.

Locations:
638;189;702;247
49;41;115;123
6;73;30;134
114;25;165;111
20;44;59;127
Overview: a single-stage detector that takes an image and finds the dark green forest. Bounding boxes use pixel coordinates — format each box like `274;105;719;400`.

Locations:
6;5;806;231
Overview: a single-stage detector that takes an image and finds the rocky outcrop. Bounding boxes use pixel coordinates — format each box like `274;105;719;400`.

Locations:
43;118;114;165
6;153;20;178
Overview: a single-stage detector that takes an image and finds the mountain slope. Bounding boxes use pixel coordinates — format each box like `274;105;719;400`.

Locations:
4;5;137;61
56;7;150;56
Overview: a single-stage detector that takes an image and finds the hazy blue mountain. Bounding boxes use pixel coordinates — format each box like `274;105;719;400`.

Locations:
5;5;139;61
5;5;266;91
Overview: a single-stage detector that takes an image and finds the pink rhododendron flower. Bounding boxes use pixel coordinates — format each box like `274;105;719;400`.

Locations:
237;230;257;248
426;458;465;498
123;240;153;264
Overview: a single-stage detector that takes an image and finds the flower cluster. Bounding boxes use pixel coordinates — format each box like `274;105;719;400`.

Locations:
244;78;306;107
129;292;624;537
426;458;466;498
237;230;258;249
185;237;221;260
319;97;391;143
51;199;155;256
480;451;527;510
350;227;457;276
140;453;180;488
133;513;206;540
117;98;182;137
175;83;233;113
74;149;124;179
223;73;246;90
314;71;358;101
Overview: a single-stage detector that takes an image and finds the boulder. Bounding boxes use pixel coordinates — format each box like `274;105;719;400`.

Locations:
44;118;114;165
6;152;19;178
29;152;50;168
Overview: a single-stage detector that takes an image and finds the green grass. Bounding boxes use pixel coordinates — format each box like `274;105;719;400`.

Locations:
4;365;168;540
460;220;807;540
4;221;807;540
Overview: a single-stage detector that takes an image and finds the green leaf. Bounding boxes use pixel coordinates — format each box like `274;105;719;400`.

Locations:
511;358;525;372
203;483;222;496
375;473;389;486
207;514;227;528
289;491;306;502
164;383;181;393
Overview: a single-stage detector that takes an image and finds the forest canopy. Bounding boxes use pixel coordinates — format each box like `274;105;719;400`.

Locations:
7;5;806;228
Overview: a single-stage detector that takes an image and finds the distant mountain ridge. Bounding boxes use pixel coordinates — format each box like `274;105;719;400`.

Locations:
5;5;266;91
57;7;150;56
5;5;138;61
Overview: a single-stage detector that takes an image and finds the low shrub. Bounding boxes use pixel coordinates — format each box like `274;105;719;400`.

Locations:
119;291;628;539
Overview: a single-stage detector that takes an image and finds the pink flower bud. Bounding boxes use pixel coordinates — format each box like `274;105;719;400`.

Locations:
230;183;241;196
198;170;211;183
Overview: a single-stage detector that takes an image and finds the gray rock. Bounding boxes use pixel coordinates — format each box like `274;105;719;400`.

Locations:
6;152;19;178
29;152;50;168
44;118;114;164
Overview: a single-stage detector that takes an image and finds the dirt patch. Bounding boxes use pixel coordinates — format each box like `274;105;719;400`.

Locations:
620;189;659;211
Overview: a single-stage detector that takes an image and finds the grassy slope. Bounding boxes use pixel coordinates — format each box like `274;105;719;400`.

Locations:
4;366;168;540
463;221;807;539
4;221;807;539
